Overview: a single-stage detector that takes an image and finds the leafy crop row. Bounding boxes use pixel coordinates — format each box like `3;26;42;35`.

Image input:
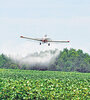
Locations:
0;69;90;99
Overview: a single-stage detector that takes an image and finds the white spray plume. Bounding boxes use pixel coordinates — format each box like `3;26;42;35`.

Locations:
1;41;70;68
20;49;59;66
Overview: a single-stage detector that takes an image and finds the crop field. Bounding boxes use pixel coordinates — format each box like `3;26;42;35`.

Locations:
0;69;90;99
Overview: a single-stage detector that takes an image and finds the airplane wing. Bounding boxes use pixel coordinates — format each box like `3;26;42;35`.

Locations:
20;36;42;41
47;40;70;43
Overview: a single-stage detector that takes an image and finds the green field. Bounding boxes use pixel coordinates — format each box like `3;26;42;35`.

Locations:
0;69;90;99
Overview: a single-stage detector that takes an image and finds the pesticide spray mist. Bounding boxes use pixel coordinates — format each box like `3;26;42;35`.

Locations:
1;41;68;69
20;49;59;69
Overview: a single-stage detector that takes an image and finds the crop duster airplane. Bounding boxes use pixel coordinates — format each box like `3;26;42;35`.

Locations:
20;35;70;46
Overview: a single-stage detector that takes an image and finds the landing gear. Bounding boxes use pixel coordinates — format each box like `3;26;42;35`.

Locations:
40;42;50;46
48;43;50;46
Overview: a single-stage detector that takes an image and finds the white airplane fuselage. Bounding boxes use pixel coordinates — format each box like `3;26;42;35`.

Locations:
20;35;70;46
40;37;51;45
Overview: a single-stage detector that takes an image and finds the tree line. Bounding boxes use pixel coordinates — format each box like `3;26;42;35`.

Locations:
0;54;19;69
49;48;90;73
0;48;90;73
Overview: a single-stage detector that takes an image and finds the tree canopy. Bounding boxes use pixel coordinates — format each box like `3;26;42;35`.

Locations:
0;54;18;69
0;48;90;73
51;48;90;72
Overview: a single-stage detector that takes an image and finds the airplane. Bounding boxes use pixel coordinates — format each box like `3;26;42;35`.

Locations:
20;35;70;46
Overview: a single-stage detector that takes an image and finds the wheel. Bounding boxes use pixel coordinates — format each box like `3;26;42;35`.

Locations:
48;43;50;46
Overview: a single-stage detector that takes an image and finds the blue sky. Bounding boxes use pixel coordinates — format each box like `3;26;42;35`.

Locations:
0;0;90;55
